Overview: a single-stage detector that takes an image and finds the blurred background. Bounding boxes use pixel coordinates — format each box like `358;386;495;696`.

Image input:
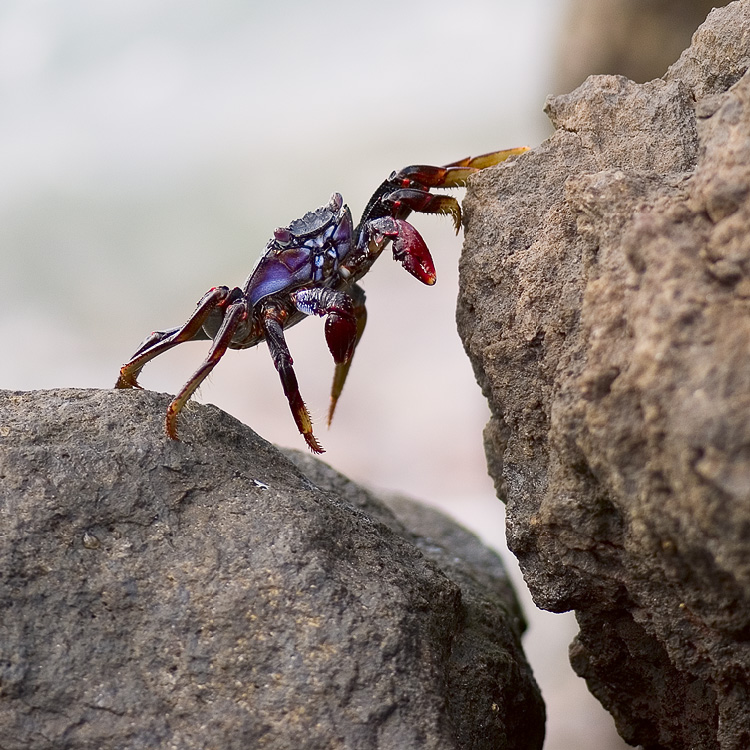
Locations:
0;1;722;747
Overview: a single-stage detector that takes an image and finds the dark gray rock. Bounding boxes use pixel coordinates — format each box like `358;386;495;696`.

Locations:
458;2;750;749
0;388;543;750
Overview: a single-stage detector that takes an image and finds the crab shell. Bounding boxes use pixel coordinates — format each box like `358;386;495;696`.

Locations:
244;193;354;308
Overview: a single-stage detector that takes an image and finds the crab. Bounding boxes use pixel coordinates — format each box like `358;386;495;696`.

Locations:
115;146;527;452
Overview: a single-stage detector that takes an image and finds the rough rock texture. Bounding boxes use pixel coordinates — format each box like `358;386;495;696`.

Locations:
458;3;750;750
0;388;543;750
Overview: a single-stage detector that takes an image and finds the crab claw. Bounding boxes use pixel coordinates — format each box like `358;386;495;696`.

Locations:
369;216;436;285
325;313;357;364
291;287;358;364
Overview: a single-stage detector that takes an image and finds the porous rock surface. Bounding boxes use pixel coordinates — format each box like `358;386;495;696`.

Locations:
0;388;544;750
458;3;750;749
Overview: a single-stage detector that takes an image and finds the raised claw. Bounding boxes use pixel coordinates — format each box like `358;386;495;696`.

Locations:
369;216;436;285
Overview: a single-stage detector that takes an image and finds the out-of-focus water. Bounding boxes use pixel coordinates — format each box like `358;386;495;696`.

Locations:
0;2;629;748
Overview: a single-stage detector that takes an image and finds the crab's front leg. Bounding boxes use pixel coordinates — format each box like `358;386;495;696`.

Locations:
262;306;324;454
396;146;531;191
356;147;530;247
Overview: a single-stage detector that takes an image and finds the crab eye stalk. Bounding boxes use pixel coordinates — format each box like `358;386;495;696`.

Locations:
274;227;292;246
328;192;343;212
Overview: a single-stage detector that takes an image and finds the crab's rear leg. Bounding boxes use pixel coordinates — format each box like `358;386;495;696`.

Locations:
115;286;231;389
263;308;324;454
165;299;247;439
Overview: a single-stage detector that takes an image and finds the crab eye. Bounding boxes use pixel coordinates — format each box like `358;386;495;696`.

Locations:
328;192;343;212
274;227;292;245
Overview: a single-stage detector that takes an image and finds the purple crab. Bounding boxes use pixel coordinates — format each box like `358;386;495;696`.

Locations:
115;147;527;452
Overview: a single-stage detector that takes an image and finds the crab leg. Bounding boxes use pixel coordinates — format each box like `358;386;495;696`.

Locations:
381;189;462;232
115;286;232;389
396;147;530;191
327;284;367;425
355;147;529;264
165;299;247;439
443;146;529;171
115;326;183;388
263;309;323;454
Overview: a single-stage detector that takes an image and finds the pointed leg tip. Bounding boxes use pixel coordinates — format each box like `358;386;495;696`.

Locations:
327;398;339;427
115;371;139;389
482;146;530;166
305;434;325;454
165;409;181;441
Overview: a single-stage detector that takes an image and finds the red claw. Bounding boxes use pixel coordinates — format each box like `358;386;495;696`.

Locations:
369;217;436;285
325;312;357;364
393;221;436;285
